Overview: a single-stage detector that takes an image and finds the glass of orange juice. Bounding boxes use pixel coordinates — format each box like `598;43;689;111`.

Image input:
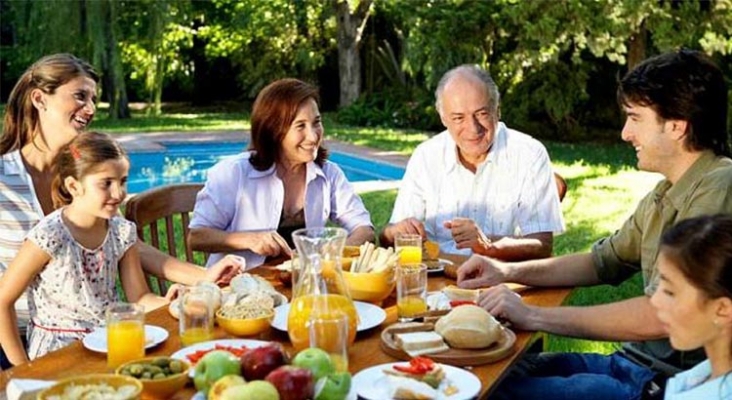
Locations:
396;234;422;265
106;303;145;369
396;263;428;322
308;312;349;372
179;287;214;347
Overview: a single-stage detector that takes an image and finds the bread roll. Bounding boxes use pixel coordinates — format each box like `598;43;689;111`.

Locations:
434;305;502;349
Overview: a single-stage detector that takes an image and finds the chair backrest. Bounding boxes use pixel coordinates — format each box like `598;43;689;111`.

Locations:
554;172;568;203
124;183;205;294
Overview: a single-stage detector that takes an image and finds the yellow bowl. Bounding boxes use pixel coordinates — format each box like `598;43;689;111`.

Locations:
343;246;361;258
115;357;190;399
38;374;142;400
216;308;275;337
343;269;395;303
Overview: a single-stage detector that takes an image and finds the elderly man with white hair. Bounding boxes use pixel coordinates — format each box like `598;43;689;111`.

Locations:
380;65;564;260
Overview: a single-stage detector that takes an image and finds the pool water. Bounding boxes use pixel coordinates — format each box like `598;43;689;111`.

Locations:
126;141;405;193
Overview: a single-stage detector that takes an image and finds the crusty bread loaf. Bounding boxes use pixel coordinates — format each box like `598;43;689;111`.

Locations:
434;305;502;349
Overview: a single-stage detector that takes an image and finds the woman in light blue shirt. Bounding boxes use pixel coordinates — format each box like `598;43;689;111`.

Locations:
188;79;374;268
651;214;732;399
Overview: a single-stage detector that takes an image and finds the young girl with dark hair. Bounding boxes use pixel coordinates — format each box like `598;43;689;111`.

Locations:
651;214;732;399
0;132;171;366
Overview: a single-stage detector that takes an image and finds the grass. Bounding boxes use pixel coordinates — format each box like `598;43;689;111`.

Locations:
91;105;657;356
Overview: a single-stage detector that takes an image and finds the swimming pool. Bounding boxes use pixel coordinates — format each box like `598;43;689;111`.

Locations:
126;141;405;193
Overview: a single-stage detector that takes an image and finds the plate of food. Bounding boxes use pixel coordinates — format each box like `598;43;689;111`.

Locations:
82;325;169;353
353;357;481;400
271;301;386;332
170;338;272;377
380;305;516;366
424;259;453;274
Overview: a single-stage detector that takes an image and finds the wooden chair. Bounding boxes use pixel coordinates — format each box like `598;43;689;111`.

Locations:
554;172;568;202
124;183;205;294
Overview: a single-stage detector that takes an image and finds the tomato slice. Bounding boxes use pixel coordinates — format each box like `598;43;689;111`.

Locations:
393;357;436;375
449;300;476;307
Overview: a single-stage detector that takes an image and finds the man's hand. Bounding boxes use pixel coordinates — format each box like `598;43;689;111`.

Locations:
477;284;536;331
391;218;427;238
248;232;293;258
456;255;507;288
205;254;246;285
444;218;492;253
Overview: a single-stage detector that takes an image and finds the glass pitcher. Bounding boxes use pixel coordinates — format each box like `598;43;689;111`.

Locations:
288;227;358;352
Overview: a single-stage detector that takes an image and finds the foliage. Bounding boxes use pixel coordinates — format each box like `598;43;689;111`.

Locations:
336;87;440;130
197;0;335;97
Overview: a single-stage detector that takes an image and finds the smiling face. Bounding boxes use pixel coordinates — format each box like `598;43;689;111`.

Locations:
438;74;497;170
620;102;682;176
33;75;97;152
650;251;721;351
67;158;129;220
278;98;323;167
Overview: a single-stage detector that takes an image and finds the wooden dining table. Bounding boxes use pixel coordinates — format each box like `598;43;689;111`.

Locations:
0;254;571;399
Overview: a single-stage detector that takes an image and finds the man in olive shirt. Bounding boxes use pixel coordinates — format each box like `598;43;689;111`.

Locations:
457;49;732;399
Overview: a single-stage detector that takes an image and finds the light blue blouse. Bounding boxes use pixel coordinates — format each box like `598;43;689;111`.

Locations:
665;360;732;399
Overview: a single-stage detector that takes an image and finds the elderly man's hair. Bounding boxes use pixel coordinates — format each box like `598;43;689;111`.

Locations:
435;64;500;116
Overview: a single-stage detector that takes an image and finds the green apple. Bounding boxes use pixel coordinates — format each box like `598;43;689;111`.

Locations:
292;348;335;381
221;380;280;400
314;372;352;400
209;375;247;400
194;350;242;396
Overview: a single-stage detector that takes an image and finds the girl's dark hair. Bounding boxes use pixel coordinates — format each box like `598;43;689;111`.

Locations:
1;54;99;155
51;132;128;208
248;78;328;170
660;214;732;301
618;49;730;157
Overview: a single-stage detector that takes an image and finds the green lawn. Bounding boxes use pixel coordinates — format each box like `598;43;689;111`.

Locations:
99;106;655;356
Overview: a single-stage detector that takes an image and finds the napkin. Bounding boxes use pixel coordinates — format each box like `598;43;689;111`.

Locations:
6;378;55;400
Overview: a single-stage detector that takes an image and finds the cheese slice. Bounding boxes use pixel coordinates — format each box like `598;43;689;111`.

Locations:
386;375;437;400
396;331;450;357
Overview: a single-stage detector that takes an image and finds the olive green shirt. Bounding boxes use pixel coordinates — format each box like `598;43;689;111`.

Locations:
591;151;732;371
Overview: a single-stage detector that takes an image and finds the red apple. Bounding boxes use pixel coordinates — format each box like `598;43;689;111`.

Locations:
265;365;314;400
240;343;288;380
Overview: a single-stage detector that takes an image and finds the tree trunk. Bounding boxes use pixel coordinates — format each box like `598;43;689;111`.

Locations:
87;0;129;120
627;19;647;71
334;0;373;108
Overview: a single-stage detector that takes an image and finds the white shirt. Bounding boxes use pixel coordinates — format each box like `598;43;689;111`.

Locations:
0;150;44;335
390;123;565;255
190;152;373;268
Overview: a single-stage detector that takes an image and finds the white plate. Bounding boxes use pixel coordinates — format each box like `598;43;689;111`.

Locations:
271;301;386;332
170;338;272;377
425;258;453;274
82;325;169;353
353;362;481;400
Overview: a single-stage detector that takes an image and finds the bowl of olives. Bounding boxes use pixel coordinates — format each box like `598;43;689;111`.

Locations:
116;356;190;398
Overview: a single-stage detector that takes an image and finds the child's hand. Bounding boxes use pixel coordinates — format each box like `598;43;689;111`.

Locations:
164;283;185;302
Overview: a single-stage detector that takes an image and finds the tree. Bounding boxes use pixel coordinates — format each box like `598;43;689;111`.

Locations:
333;0;373;108
87;0;130;119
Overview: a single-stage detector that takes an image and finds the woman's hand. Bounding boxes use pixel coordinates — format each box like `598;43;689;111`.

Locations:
205;255;246;285
248;231;292;258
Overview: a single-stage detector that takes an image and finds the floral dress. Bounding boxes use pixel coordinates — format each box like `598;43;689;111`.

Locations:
25;208;137;359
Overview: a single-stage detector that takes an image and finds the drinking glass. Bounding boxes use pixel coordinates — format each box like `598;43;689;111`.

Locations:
179;286;214;347
308;312;349;373
395;234;422;265
396;263;428;322
106;302;145;369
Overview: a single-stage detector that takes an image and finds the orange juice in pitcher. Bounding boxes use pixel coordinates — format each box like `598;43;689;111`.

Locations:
288;294;357;352
288;228;357;352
